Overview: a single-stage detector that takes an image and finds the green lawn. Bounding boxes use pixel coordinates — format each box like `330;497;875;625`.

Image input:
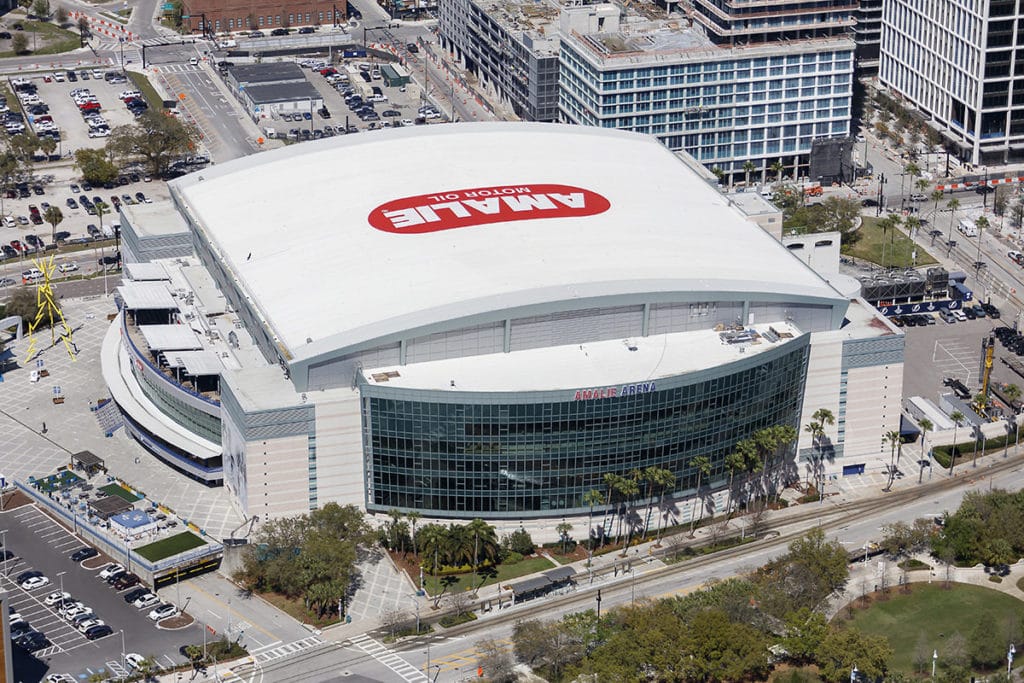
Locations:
127;71;163;110
0;21;81;57
422;556;555;596
135;531;208;562
34;470;83;493
842;583;1023;674
842;216;937;268
99;483;142;502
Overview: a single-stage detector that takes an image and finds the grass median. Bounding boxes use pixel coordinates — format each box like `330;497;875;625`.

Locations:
842;215;937;268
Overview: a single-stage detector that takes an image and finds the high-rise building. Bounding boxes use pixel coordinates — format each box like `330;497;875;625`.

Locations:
689;0;858;46
558;4;855;182
879;0;1024;166
853;0;883;77
437;0;561;121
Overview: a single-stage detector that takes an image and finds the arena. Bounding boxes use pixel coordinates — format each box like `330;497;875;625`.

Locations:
101;123;903;525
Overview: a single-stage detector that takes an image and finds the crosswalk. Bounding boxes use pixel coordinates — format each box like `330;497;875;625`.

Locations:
251;635;324;664
105;660;130;679
347;633;427;682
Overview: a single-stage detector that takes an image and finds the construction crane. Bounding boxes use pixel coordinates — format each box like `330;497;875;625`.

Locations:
976;333;995;417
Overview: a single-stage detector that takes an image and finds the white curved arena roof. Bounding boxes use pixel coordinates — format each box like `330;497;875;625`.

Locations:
171;123;844;362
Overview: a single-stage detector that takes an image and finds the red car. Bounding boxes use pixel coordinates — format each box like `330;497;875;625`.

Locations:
319;67;337;76
78;102;101;111
10;240;24;253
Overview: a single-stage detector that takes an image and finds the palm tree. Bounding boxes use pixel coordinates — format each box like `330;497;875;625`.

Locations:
387;508;403;552
946;197;960;247
973;215;989;272
43;206;63;250
617;473;641;550
930;188;944;230
601;472;621;546
640;466;658;539
770;160;785;185
948;410;965;475
743;160;756;186
650;468;676;544
555;522;573;555
687;455;712;537
419;523;446;596
915;178;930;196
406;511;421;559
466;518;497;591
883;430;901;491
1004;383;1022;410
765;424;798;503
808;408;835;493
723;449;747;518
582;488;603;550
918;418;933;484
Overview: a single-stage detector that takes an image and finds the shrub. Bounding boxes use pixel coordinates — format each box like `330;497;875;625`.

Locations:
502;528;534;556
502;551;524;565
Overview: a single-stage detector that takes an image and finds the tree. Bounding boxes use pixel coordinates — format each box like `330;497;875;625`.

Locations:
948;410;965;474
43;205;63;248
4;287;41;325
723;448;748;517
405;511;421;558
946;197;960;246
814;627;893;682
616;472;640;549
771;159;785;185
466;518;498;591
930;188;944;221
555;522;572;555
819;196;862;235
106;110;200;177
77;16;89;46
31;0;49;19
75;148;119;185
54;5;67;24
883;430;901;491
582;488;603;550
0;149;21;218
37;135;56;160
743;160;756;186
477;637;515;683
805;408;835;493
918;418;933;484
687;455;712;537
11;32;28;55
647;468;676;544
970;614;1007;668
781;608;829;664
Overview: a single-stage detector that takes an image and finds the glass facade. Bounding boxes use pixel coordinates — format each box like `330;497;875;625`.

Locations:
363;337;809;518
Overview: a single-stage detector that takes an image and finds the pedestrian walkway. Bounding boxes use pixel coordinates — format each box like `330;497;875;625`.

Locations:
250;634;324;664
346;633;427;682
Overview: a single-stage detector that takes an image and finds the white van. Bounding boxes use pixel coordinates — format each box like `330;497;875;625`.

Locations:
958;218;978;237
264;127;277;139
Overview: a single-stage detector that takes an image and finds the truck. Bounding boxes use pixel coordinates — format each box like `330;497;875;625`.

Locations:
950;282;973;302
803;185;823;197
343;49;367;59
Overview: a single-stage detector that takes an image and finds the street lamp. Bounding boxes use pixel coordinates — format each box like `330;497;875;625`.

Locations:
850;664;857;683
56;570;66;599
932;649;938;678
409;594;420;634
1009;643;1016;675
120;629;127;675
1;529;8;576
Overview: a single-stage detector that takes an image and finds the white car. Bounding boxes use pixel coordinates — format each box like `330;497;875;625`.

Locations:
133;593;159;609
148;603;178;621
98;563;124;580
43;591;71;606
20;575;50;590
119;90;142;100
63;606;91;621
76;618;104;633
88;129;110;138
2;215;15;228
58;262;78;273
45;675;75;683
124;653;146;670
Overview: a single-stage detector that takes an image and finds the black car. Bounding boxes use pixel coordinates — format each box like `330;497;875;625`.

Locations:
963;307;977;319
135;192;147;203
66;70;77;82
81;181;93;191
54;231;70;241
9;621;32;638
124;587;149;603
85;624;113;640
98;254;120;266
298;26;314;34
70;546;98;562
0;549;13;561
105;570;127;584
15;570;41;584
15;631;50;651
406;42;419;53
66;197;77;209
270;27;290;36
112;573;141;590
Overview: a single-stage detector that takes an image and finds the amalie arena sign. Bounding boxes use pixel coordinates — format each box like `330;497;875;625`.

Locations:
368;184;611;234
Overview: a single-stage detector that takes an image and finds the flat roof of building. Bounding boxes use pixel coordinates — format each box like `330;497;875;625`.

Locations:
172;123;844;364
365;321;802;392
121;202;188;237
228;62;306;84
140;325;203;352
245;81;322;105
118;282;177;310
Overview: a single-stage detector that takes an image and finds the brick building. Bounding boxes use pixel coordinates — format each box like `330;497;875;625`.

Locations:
181;0;346;34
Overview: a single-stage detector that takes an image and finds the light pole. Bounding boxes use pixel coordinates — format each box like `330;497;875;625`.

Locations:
56;571;66;599
1;529;8;576
932;649;937;678
120;629;126;675
1009;643;1016;675
409;594;420;634
850;664;857;683
119;37;125;74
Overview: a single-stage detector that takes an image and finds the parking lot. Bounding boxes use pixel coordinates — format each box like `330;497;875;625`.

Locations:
901;307;1010;401
2;502;204;680
254;55;444;141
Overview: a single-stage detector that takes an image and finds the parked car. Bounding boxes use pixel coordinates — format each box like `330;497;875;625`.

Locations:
124;587;149;604
112;573;141;590
148;604;179;621
98;563;124;580
85;624;113;640
43;591;71;606
133;593;159;609
20;575;50;590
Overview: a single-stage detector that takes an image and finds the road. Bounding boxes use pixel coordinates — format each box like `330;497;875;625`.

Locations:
208;455;1024;683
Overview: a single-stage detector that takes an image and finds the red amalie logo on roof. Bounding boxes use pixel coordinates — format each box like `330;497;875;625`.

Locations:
367;184;611;234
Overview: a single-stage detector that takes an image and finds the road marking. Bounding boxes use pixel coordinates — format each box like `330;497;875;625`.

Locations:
347;634;427;682
251;635;323;664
